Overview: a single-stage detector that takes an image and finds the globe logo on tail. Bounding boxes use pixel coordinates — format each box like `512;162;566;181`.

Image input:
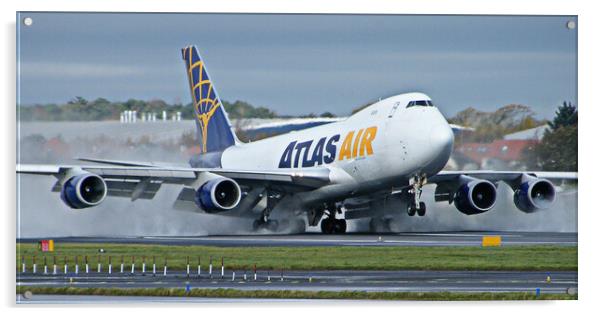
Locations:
183;46;222;153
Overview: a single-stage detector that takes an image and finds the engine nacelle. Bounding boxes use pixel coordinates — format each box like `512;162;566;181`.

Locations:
194;177;241;212
454;179;497;215
513;178;556;213
60;173;107;209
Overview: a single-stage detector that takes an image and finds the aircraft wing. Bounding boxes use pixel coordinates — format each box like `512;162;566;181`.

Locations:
17;164;331;204
424;170;577;208
344;170;577;220
428;170;578;183
75;157;165;168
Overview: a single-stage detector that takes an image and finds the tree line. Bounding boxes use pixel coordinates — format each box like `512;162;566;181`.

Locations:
18;97;277;121
448;102;577;171
18;97;339;121
524;102;578;171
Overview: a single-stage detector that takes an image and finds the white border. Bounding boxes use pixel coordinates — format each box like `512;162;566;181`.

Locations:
2;0;599;314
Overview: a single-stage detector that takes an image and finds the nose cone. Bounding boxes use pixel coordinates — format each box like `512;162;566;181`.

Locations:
424;122;454;172
430;122;454;151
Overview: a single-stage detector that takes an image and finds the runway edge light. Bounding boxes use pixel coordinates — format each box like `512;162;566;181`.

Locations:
482;236;502;247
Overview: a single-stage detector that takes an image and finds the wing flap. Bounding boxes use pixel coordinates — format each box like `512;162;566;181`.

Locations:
84;167;197;180
172;187;198;211
105;180;162;200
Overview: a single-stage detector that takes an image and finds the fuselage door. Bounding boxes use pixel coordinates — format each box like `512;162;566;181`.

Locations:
388;101;400;118
384;101;410;168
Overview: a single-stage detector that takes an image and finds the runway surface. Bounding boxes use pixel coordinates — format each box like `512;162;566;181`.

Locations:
17;231;577;247
17;269;577;297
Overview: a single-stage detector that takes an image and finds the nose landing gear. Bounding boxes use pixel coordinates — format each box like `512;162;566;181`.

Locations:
407;201;426;216
319;203;347;234
407;175;427;217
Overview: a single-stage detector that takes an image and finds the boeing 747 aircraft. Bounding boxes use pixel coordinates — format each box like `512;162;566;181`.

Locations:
17;45;577;234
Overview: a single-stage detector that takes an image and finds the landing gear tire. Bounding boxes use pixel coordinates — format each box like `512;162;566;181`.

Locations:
407;202;426;217
334;219;347;234
320;219;333;234
417;202;426;216
320;218;347;234
253;219;279;231
319;202;347;234
407;204;417;216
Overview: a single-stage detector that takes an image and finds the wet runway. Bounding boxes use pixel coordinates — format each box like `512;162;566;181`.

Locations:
18;231;577;247
17;269;577;296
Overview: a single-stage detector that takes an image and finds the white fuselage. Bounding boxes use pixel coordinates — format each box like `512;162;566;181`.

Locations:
221;92;454;206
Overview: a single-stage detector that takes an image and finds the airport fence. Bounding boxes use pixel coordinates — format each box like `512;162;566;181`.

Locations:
16;254;290;282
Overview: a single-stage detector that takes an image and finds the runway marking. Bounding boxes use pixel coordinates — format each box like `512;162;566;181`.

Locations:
138;235;576;246
143;236;396;243
395;233;520;237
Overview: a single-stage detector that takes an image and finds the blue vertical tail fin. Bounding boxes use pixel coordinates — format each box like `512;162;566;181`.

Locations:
182;45;238;154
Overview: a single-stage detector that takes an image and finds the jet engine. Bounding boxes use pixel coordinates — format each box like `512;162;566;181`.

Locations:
453;179;497;215
194;177;241;212
513;176;556;213
60;173;107;209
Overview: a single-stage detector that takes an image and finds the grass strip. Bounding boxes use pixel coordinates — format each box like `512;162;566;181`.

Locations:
16;286;576;301
17;242;577;271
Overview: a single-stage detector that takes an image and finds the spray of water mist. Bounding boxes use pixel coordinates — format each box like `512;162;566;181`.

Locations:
17;123;576;237
349;184;577;233
17;125;287;237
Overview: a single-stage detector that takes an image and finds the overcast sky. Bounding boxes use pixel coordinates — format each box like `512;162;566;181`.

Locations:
17;13;577;118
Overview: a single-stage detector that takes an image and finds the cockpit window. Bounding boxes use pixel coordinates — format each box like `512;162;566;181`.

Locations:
406;100;435;108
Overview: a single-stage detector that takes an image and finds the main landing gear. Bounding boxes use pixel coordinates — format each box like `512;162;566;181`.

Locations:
320;203;347;234
253;191;281;231
407;174;427;217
